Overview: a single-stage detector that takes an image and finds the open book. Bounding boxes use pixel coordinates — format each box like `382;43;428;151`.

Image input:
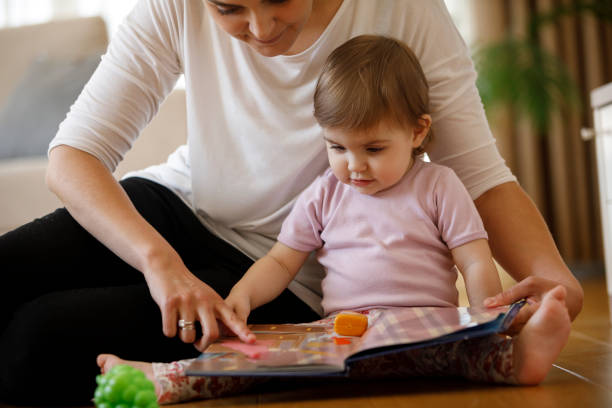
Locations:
186;302;524;377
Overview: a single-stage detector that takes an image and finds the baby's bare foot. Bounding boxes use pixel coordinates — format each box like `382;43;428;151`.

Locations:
512;285;571;384
96;354;158;392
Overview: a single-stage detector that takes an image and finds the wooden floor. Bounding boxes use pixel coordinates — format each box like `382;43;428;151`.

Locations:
2;274;611;407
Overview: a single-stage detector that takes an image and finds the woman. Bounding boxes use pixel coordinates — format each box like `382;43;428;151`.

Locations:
0;0;582;405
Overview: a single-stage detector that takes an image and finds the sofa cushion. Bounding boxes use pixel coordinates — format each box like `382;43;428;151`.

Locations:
0;54;100;159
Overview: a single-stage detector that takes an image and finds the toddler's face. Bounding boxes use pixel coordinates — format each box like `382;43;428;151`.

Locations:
324;119;428;195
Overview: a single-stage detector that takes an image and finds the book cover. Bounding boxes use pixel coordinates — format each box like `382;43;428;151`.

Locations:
186;302;524;377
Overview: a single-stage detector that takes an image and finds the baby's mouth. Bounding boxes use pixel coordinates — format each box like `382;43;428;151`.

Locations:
351;179;373;187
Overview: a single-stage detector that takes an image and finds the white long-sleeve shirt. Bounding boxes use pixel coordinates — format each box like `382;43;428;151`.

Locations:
49;0;516;315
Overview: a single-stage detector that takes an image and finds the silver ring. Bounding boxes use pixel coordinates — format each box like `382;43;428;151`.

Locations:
178;319;195;330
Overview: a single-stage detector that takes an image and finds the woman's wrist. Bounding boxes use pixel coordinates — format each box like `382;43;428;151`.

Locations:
557;275;584;319
526;257;583;319
139;241;184;279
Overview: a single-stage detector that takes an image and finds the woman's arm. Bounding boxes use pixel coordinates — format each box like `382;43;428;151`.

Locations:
226;242;310;322
451;239;502;307
46;145;252;350
475;181;584;320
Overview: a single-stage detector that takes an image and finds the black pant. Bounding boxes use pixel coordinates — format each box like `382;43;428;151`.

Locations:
0;177;319;406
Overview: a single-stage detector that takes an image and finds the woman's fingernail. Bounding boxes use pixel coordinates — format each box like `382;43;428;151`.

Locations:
483;298;494;306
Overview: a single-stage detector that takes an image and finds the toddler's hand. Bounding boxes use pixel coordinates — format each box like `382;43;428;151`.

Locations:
197;300;255;350
220;291;255;343
225;291;250;322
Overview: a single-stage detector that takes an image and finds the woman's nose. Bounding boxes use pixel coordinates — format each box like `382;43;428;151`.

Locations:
248;10;276;40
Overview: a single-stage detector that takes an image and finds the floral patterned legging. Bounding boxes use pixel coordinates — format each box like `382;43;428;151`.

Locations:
153;334;515;404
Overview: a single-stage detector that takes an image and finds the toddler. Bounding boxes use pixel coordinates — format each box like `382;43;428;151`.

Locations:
98;35;571;404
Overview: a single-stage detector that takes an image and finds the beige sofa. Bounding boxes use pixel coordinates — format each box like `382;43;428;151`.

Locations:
0;16;186;235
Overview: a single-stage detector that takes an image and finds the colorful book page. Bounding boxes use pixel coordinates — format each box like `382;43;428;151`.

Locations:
186;305;515;377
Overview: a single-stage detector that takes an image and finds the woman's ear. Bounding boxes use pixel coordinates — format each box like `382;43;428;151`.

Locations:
412;114;432;148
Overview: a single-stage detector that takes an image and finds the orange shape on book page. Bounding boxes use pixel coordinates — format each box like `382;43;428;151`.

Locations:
333;337;352;345
334;312;368;336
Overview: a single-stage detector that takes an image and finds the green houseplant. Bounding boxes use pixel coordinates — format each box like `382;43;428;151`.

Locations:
473;0;612;132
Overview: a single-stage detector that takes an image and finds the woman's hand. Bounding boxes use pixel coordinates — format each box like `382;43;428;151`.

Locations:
483;276;572;334
46;146;254;350
474;182;584;321
144;259;254;352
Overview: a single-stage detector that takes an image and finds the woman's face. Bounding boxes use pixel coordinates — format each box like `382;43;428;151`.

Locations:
204;0;315;57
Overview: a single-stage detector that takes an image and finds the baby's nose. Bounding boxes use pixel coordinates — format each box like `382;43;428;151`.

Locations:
348;156;367;172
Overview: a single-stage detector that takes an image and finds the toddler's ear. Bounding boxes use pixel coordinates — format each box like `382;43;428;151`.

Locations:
412;114;432;147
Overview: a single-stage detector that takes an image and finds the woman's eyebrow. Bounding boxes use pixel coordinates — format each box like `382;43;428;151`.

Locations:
207;0;239;7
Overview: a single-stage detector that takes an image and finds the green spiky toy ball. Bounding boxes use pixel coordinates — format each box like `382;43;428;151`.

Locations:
94;364;159;408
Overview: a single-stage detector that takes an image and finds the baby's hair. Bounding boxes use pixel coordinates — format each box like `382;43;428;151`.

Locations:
314;35;432;156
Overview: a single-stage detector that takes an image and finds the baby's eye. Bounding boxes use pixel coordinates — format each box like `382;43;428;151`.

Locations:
329;145;345;151
366;147;384;153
